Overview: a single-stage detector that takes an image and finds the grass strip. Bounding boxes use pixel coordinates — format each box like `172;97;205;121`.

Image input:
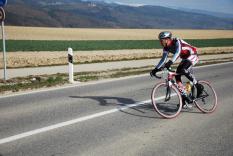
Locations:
1;38;233;52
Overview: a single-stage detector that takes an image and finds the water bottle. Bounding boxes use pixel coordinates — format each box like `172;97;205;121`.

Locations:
185;82;192;94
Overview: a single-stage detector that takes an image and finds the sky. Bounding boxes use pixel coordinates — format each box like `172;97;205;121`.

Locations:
91;0;233;14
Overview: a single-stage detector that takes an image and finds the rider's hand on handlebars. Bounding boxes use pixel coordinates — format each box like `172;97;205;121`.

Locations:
150;68;160;77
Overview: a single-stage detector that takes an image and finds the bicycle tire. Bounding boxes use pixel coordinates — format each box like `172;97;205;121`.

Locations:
151;82;183;119
194;80;218;113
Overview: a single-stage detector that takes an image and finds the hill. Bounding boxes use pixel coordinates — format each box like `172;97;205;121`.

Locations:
4;0;233;29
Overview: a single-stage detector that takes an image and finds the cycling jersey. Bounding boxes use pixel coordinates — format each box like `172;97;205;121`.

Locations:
156;38;199;69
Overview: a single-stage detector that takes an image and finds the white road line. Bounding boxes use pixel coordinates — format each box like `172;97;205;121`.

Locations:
0;99;157;145
0;94;174;144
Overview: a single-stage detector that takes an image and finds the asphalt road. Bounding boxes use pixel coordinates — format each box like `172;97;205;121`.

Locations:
0;62;233;156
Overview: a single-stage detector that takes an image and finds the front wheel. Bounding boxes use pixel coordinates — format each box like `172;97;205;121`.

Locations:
194;80;218;113
151;82;183;119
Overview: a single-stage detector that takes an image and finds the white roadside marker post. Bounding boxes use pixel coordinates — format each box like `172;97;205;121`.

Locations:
68;48;74;83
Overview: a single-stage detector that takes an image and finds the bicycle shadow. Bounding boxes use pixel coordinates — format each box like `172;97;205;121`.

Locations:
69;95;162;119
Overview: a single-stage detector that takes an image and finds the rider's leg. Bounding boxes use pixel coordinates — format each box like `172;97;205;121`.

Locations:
183;56;204;98
176;60;194;103
175;75;184;90
176;62;192;106
175;62;185;89
177;60;197;84
175;61;196;89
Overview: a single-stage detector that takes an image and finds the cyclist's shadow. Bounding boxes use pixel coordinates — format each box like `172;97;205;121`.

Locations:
69;95;160;119
69;95;135;106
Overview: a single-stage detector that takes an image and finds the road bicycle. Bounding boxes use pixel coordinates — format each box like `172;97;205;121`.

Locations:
151;67;218;119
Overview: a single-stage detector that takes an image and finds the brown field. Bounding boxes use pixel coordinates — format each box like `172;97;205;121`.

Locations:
2;26;233;69
1;47;232;68
5;26;233;40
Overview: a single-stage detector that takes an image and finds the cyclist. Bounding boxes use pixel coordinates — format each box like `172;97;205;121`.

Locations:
150;31;203;103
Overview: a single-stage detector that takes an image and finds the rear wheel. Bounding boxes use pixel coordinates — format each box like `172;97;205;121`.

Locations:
194;80;218;113
151;82;183;119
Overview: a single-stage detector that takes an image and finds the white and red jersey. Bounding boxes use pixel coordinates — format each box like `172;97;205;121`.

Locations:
156;38;199;69
177;39;198;59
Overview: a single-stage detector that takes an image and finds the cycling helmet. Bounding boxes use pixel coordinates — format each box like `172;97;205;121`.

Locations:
158;31;172;40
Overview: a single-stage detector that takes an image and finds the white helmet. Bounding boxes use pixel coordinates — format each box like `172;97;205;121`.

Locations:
158;31;172;40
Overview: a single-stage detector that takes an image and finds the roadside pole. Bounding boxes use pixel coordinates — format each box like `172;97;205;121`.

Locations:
68;48;74;83
0;0;7;81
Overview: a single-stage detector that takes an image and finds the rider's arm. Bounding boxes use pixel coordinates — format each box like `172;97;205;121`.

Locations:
156;50;168;69
171;39;181;63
